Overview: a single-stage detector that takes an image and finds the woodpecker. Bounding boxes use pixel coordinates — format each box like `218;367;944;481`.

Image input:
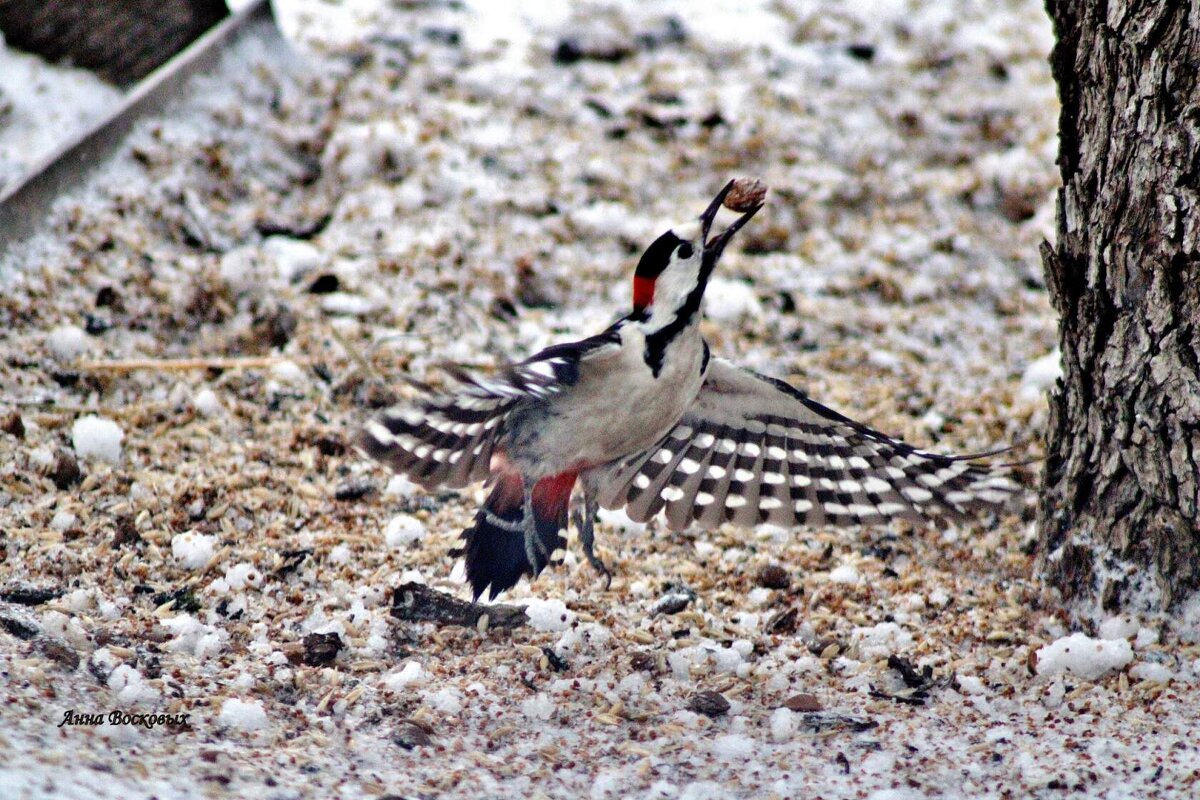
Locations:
358;180;1018;599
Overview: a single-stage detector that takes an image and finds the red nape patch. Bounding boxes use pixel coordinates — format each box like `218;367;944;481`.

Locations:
531;470;579;518
633;276;655;311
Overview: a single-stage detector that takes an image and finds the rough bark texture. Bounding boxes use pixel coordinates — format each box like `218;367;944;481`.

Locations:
1039;0;1200;613
0;0;228;86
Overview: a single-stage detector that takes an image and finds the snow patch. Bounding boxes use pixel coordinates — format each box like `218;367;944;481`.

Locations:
171;531;218;570
1035;633;1133;680
1020;349;1062;401
46;325;89;361
383;662;428;690
705;277;762;323
193;388;223;417
1129;662;1173;684
711;733;756;760
424;687;465;714
770;707;798;741
107;664;160;707
71;416;124;463
828;564;861;584
160;615;228;658
852;622;914;659
384;514;427;547
384;474;419;498
596;507;646;534
218;698;268;732
525;598;575;632
521;693;555;720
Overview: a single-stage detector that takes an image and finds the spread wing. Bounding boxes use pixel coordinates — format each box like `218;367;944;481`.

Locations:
590;359;1019;530
357;329;623;489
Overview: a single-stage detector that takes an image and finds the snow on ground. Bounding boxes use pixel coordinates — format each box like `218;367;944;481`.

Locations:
1;0;1198;798
0;38;123;194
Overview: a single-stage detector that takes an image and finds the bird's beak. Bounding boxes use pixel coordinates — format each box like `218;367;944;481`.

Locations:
699;180;763;266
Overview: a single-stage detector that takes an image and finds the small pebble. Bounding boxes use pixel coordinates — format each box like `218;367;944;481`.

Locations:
51;450;82;490
688;690;731;717
35;636;80;670
783;693;822;713
302;632;344;667
335;479;377;501
629;652;656;672
394;719;434;750
756;564;791;590
1;412;24;439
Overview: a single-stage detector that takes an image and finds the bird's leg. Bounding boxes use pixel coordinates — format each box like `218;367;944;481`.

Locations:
522;485;551;575
573;488;610;588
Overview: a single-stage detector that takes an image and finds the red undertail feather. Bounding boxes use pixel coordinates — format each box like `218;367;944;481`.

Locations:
456;468;578;599
532;470;579;520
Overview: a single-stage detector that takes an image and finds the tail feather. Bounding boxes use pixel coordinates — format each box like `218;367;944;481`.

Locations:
456;471;575;600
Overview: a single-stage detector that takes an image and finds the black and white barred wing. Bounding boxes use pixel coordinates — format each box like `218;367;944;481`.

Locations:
592;359;1019;531
357;331;622;489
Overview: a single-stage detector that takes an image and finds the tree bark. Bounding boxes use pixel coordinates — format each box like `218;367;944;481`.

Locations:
0;0;228;87
1039;0;1200;613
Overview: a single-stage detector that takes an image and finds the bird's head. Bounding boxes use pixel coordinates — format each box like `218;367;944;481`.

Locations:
631;180;764;324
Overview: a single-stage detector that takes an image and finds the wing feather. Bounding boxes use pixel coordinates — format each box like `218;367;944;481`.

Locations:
358;328;623;489
590;359;1019;530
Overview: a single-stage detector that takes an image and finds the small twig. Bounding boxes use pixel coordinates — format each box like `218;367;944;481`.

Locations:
327;325;380;381
76;355;309;373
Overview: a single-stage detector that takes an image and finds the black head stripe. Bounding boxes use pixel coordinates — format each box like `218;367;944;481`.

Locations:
636;231;684;280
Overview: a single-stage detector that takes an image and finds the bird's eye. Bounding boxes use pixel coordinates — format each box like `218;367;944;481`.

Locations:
677;243;694;259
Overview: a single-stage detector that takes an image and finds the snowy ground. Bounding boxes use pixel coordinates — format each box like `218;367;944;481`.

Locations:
2;1;1199;798
0;37;123;194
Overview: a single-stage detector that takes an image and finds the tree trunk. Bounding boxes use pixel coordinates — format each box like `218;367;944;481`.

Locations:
0;0;229;86
1039;0;1200;614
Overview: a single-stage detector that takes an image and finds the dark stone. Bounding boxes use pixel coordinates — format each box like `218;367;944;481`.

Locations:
542;647;569;672
783;693;822;712
846;43;875;61
307;273;340;294
302;632;343;667
687;690;730;717
334;479;377;502
756;564;791;590
393;719;433;750
51;450;82;490
35;636;80;670
2;412;26;439
0;585;63;605
651;583;696;615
